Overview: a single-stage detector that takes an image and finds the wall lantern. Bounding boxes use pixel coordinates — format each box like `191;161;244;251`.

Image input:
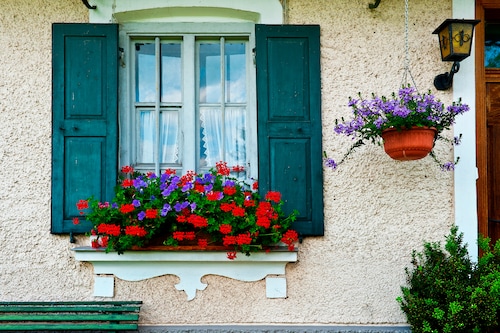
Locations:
432;19;480;90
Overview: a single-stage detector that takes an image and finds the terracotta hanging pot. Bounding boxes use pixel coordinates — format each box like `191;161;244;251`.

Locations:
381;126;437;161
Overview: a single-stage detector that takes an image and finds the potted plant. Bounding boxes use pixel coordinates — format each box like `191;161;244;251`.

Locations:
397;226;500;333
323;85;470;171
75;161;299;259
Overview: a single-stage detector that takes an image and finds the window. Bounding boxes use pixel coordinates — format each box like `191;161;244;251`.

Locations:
52;23;324;238
123;27;254;179
485;9;500;68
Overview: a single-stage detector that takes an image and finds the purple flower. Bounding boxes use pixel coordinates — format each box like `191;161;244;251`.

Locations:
392;105;411;118
132;199;141;207
174;201;190;212
161;204;171;216
324;158;337;170
182;182;193;192
160;172;171;184
223;180;235;187
441;162;455;171
374;117;386;129
348;98;359;107
162;184;177;197
137;211;146;221
133;177;148;189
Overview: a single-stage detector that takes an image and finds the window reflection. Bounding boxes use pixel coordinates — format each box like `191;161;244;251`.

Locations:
199;43;221;103
161;44;182;103
486;23;500;68
135;43;155;102
225;43;246;103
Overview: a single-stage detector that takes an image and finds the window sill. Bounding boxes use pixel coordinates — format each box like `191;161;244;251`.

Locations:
72;247;297;300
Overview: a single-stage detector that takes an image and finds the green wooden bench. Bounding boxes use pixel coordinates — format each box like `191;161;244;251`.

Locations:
0;301;142;331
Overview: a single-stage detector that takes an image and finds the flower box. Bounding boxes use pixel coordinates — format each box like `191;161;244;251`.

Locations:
73;246;298;300
75;162;299;259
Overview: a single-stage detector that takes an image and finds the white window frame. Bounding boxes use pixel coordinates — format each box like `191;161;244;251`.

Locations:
118;23;258;179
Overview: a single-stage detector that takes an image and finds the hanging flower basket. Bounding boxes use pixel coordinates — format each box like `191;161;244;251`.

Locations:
323;86;470;171
381;126;437;161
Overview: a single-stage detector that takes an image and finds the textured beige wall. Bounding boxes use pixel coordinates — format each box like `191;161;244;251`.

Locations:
0;0;455;326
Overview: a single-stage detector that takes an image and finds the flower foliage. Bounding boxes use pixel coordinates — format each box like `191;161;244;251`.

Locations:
77;162;299;258
324;86;470;171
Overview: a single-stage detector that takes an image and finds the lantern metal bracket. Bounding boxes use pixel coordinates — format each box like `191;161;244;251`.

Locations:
369;0;381;9
82;0;97;9
434;61;460;91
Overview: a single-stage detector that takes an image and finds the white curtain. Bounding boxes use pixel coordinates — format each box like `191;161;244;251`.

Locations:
225;107;246;166
138;111;179;164
138;111;155;163
200;107;246;167
160;111;179;163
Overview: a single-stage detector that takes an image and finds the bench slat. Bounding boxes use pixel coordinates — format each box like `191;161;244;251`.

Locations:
0;323;138;331
0;301;142;306
0;301;142;331
0;313;139;321
0;306;140;313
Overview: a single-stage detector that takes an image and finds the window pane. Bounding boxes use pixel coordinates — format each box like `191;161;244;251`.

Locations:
160;111;179;163
135;43;156;102
161;43;182;103
199;43;221;103
225;107;246;167
225;43;246;103
137;111;156;163
199;107;222;167
486;23;500;68
199;107;246;169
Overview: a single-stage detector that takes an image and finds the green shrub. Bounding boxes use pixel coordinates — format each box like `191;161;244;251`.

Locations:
397;226;500;333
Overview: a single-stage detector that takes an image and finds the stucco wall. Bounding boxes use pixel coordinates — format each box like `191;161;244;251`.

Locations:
0;0;455;328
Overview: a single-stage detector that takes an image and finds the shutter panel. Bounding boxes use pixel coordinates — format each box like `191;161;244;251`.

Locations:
255;25;324;237
51;23;118;234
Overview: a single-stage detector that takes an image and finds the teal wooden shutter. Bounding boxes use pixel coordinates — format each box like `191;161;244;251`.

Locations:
51;23;118;234
255;25;324;237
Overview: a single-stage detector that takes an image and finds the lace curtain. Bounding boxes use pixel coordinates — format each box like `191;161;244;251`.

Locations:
138;111;179;164
200;107;246;167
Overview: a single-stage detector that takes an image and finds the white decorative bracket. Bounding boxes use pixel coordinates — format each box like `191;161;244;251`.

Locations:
73;247;297;300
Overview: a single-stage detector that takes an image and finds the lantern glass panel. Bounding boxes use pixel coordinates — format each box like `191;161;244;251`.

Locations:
438;29;451;60
449;22;474;60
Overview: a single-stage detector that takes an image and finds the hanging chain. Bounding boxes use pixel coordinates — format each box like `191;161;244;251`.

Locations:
401;0;418;89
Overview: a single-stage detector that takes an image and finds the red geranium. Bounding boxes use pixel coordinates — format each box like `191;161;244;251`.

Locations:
122;179;133;188
265;191;281;203
119;204;135;214
125;225;147;237
121;165;134;174
97;224;121;237
76;199;89;210
232;206;246;217
219;224;232;234
223;186;236;196
145;209;158;219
